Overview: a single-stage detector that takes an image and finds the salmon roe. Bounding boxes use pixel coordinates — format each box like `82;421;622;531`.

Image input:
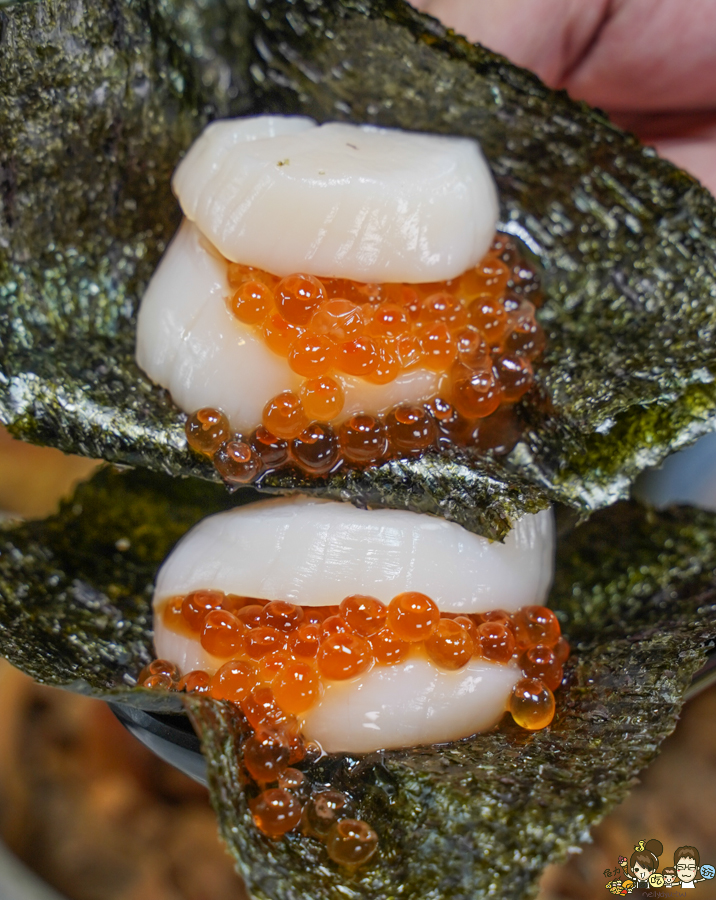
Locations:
142;592;570;860
190;235;544;484
386;592;439;642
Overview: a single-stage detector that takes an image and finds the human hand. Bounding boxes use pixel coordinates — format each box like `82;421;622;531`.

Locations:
410;0;716;195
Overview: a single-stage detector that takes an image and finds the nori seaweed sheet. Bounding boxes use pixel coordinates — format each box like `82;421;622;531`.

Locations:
0;466;714;898
2;0;716;540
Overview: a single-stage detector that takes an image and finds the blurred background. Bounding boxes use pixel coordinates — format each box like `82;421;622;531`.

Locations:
0;424;713;900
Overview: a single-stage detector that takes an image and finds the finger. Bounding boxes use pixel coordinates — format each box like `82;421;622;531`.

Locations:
412;0;716;112
411;0;608;86
565;0;716;111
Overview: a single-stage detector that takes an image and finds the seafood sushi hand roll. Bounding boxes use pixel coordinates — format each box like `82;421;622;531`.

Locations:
142;497;566;854
136;116;544;485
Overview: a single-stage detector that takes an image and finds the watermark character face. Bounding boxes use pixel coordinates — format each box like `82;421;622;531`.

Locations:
676;858;698;884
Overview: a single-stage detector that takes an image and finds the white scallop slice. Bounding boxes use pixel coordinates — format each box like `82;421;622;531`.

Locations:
152;497;554;614
136;219;301;432
302;658;520;754
135;218;443;432
173;116;499;283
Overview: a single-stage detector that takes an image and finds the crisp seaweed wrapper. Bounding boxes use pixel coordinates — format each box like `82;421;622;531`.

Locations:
0;466;714;898
2;0;716;539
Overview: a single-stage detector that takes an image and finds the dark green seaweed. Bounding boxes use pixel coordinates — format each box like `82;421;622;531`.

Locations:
2;0;716;539
0;466;714;898
0;466;239;707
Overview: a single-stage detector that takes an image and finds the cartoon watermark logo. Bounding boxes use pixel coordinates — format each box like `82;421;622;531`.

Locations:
603;840;714;894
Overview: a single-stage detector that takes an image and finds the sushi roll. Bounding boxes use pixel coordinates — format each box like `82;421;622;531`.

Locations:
144;497;562;747
141;497;565;853
135;116;545;484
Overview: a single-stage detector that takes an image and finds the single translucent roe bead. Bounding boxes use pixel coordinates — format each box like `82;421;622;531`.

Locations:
321;615;352;640
260;600;304;633
250;788;302;837
386;592;439;642
425;619;474;670
243;732;291;784
326;819;379;868
509;677;555;730
272;661;322;714
262;391;309;440
306;790;353;838
385;405;437;455
339;595;387;636
311;298;364;341
214;438;262;484
246;625;288;660
451;363;502;419
250;426;290;469
419;322;457;371
182;589;225;631
368;303;409;338
521;644;563;691
200;608;246;657
288;330;336;377
366;341;401;384
276;273;326;326
337;336;379;376
141;672;174;690
237;603;265;628
478;620;516;664
369;627;410;665
288;623;321;660
177;670;211;693
185;408;231;456
494;354;533;403
318;633;373;680
299;376;344;421
209;660;257;703
512;605;561;650
292;422;339;475
227;280;274;325
278;767;307;793
339;415;388;465
262;313;304;356
454;615;481;646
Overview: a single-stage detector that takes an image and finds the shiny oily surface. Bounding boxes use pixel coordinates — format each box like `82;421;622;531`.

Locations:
189;235;543;480
173;116;499;283
138;215;543;447
151;585;566;753
152;497;555;615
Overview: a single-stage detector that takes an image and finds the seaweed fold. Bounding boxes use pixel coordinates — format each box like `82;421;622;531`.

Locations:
0;466;714;899
2;0;716;539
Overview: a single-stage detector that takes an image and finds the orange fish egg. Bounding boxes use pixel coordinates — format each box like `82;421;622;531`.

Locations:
185;408;231;456
339;595;387;636
250;788;302;837
209;659;258;703
386;592;439;642
227;280;274;325
425;618;474;670
262;391;309;440
326;819;379;868
200;608;246;657
272;661;323;714
299;376;344;421
276;273;326;326
317;633;373;680
509;677;555;730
